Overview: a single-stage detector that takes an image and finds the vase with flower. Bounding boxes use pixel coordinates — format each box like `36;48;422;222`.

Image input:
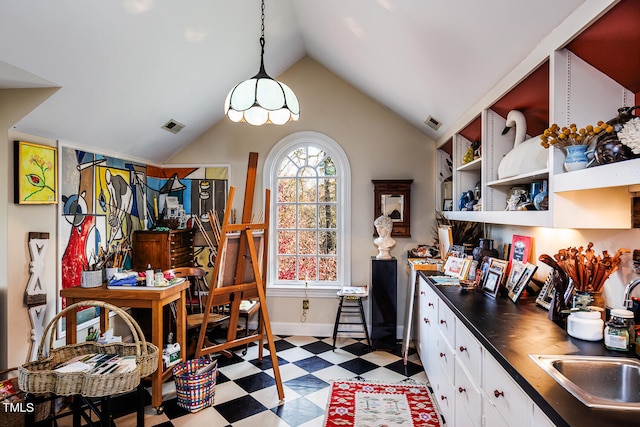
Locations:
540;121;614;171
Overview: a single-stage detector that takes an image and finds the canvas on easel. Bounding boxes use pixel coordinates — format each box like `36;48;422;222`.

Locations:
194;152;284;400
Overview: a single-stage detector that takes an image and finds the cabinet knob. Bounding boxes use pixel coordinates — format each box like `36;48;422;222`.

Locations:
420;291;425;295
458;387;466;394
423;317;430;324
459;346;467;353
428;302;434;307
439;352;446;358
440;319;446;325
494;390;504;398
440;395;447;401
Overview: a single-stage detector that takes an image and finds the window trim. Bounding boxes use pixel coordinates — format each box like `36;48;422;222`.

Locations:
263;131;351;298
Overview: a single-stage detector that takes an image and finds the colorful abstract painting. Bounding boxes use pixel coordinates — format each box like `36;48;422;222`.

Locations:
57;144;228;336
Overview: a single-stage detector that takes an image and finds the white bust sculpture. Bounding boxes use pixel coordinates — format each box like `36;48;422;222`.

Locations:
374;215;396;259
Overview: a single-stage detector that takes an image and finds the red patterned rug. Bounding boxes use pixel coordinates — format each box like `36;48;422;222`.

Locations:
324;380;443;427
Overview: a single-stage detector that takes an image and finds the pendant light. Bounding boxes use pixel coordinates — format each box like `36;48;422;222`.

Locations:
224;0;300;125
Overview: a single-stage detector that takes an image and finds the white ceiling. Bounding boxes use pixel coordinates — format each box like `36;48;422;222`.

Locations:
0;0;585;164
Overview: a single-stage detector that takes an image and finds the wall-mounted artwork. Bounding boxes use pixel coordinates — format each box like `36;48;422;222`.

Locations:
14;141;58;204
57;144;229;337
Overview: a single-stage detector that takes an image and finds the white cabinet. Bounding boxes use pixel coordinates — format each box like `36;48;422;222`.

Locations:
482;352;532;427
418;279;559;427
436;0;639;229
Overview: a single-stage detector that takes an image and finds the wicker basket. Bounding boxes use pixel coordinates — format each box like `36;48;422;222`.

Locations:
173;359;217;413
0;368;51;427
18;301;159;397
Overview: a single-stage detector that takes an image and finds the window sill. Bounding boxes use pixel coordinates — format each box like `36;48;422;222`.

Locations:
267;285;341;299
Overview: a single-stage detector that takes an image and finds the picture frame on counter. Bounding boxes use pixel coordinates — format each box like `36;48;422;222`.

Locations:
482;267;503;298
506;260;526;293
443;256;471;280
508;262;538;303
535;272;554;310
488;257;508;286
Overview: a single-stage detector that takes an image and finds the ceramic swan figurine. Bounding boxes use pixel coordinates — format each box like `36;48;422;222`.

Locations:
497;110;548;180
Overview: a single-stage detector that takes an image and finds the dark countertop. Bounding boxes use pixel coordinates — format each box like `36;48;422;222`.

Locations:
420;272;639;427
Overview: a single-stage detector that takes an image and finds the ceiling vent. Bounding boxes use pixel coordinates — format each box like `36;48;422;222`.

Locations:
424;115;442;131
162;119;185;134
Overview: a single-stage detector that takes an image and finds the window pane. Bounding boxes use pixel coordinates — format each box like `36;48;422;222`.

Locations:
298;178;317;202
278;231;296;254
318;205;336;229
298;231;317;254
307;147;326;168
319;231;337;254
278;158;298;177
288;148;306;168
318;157;336;176
278;178;296;202
298;205;317;228
277;256;296;281
298;257;317;281
319;257;337;281
277;205;296;229
318;178;336;202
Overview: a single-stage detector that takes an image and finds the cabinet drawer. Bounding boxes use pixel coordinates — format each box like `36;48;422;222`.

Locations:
434;371;454;424
455;321;482;385
437;330;455;383
455;359;481;427
438;302;456;347
483;352;531;426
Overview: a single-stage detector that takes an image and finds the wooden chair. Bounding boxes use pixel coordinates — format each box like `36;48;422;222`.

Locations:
163;267;230;357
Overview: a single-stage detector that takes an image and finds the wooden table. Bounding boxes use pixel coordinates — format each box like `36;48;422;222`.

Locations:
60;281;189;411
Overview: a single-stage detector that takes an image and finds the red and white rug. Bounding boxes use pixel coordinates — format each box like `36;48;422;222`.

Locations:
324;380;443;427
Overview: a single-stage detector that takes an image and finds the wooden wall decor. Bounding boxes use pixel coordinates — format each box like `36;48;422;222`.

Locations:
25;232;50;362
372;180;413;237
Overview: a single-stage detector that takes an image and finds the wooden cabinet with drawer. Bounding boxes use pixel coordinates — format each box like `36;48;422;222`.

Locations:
132;229;195;271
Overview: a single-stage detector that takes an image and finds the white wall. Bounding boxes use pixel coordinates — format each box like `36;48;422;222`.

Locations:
167;56;436;336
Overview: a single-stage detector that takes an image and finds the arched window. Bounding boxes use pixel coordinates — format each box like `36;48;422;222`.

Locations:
264;132;351;294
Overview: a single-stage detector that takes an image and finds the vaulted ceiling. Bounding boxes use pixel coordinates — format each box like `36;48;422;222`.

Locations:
1;0;585;163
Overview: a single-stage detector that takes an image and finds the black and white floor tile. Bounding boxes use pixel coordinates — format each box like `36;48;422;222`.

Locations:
56;336;442;427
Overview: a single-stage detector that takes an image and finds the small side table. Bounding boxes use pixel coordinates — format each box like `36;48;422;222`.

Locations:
332;288;371;351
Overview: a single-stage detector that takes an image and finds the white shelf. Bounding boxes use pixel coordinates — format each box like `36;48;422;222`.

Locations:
553;158;640;192
457;157;482;172
486;169;549;187
442;210;551;227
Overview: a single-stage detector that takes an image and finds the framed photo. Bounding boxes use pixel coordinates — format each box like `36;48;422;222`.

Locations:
437;225;453;259
372;180;412;237
488;258;508;286
508;234;532;275
443;199;453;211
505;260;526;293
443;256;470;279
535;272;554;310
509;262;538;303
14;140;58;204
482;267;503;298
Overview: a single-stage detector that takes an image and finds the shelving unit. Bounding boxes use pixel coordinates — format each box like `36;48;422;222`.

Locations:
436;0;640;229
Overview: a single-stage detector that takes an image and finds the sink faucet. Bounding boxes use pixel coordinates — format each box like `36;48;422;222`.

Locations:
623;278;640;309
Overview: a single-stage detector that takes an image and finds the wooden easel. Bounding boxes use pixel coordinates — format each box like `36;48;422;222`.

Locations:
195;152;284;400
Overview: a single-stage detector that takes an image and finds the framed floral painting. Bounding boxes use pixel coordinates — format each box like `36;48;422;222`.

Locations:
14;141;58;204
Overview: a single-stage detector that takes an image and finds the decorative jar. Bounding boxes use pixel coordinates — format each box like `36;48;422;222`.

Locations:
472;238;499;263
564;145;589;171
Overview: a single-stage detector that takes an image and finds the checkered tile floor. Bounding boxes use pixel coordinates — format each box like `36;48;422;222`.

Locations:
56;335;442;427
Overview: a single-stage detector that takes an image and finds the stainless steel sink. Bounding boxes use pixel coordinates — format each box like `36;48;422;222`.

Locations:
530;354;640;410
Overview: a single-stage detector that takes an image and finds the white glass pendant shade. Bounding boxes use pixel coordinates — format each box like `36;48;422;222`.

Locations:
224;71;300;126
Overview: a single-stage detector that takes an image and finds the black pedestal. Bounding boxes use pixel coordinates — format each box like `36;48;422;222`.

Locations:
371;257;397;351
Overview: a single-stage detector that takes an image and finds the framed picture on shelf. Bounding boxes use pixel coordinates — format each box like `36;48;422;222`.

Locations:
509;262;538;303
482;267;503;298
